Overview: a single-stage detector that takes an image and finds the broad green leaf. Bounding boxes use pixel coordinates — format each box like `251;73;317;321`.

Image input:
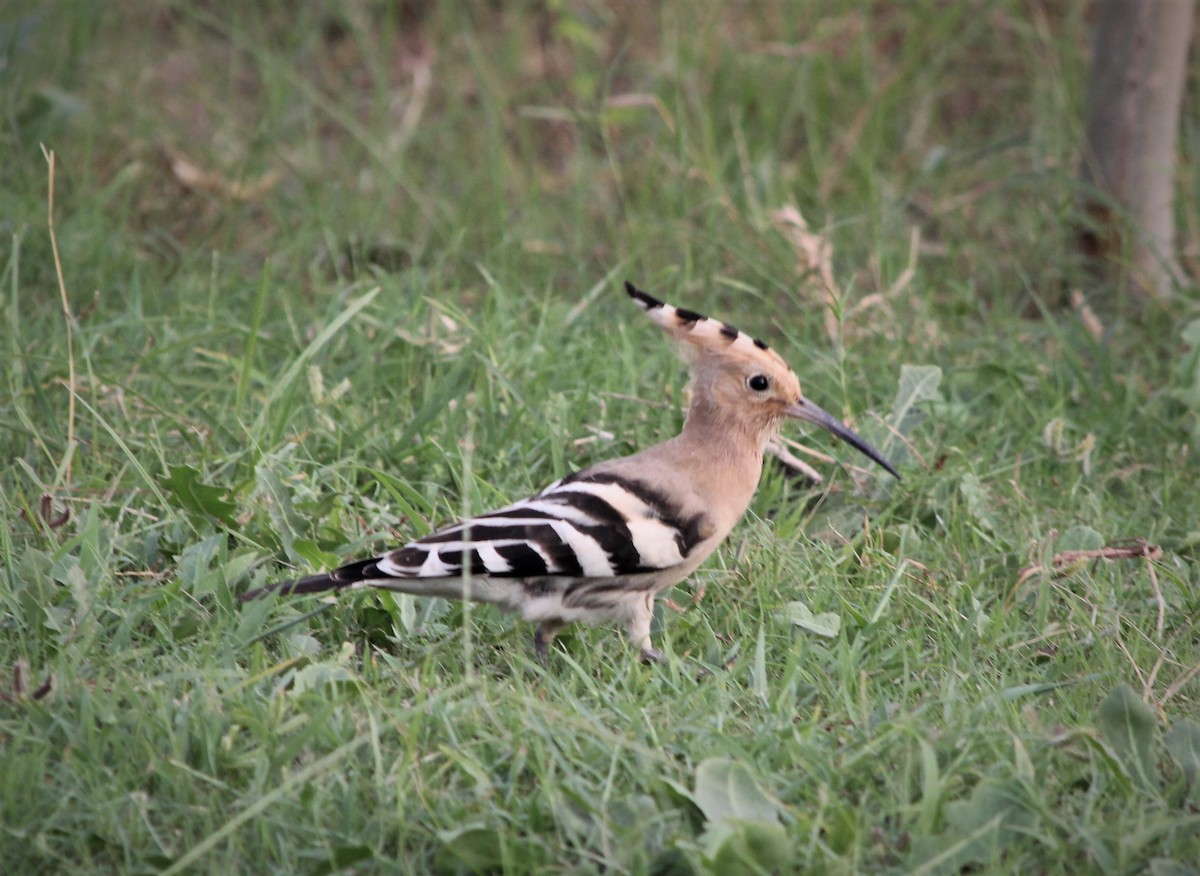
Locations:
911;779;1031;874
1054;525;1104;552
649;848;698;876
292;537;339;572
304;844;373;876
692;758;781;827
177;534;226;596
255;447;309;562
64;562;96;643
1096;683;1160;791
435;824;504;874
784;601;841;638
911;814;1007;876
162;464;238;528
1149;858;1198;876
889;364;942;437
1180;318;1200;348
284;633;323;659
289;644;358;695
676;761;790;872
289;662;357;695
1164;718;1200;791
702;819;792;876
944;781;1029;834
959;473;998;535
1170;319;1200;412
223;548;264;589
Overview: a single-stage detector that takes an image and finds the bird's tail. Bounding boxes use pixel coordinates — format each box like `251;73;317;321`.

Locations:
238;558;386;602
239;557;514;605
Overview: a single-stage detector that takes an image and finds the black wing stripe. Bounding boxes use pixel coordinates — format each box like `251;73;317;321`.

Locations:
547;489;632;528
420;523;539;545
528;489;650;574
579;523;645;574
330;558;382;583
532;527;585;577
435;547;485;575
484;506;560;520
378;545;428;576
494;542;549;577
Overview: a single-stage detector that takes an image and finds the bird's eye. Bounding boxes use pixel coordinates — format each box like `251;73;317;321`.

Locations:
747;374;770;392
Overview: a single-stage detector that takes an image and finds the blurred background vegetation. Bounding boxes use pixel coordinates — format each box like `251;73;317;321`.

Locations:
2;2;1199;872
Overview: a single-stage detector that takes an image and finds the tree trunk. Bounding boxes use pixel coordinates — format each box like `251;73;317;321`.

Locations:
1078;0;1195;302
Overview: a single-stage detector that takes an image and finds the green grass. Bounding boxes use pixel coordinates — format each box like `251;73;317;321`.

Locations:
3;1;1200;872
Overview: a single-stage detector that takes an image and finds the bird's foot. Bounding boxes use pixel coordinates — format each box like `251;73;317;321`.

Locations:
533;623;562;665
640;646;666;664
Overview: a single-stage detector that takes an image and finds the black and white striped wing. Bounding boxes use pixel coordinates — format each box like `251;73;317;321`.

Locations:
374;472;712;581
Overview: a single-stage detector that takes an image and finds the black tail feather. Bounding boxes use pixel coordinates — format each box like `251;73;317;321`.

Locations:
238;557;385;602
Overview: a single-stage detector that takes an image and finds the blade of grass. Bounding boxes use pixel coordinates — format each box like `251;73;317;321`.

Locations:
235;260;272;419
251;286;380;437
160;735;370;876
40;146;76;487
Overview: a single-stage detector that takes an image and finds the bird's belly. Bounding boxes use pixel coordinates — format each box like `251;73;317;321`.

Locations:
518;591;643;626
515;571;681;625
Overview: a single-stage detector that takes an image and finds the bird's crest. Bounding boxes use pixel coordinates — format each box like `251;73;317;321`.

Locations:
624;281;794;376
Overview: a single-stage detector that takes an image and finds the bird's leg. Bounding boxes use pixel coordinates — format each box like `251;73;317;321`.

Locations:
533;620;564;663
628;597;666;663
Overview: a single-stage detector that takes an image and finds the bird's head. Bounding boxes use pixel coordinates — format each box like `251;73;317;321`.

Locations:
626;281;899;478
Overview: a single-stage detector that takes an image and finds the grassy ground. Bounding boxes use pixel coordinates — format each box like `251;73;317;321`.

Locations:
3;1;1200;872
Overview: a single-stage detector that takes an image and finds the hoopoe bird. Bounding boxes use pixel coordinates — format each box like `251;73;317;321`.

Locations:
241;282;899;662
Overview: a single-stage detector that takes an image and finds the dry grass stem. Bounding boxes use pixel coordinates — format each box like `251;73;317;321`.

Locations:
41;146;76;487
1008;539;1163;606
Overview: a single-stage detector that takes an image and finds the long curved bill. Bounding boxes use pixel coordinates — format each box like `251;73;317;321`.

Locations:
785;400;900;479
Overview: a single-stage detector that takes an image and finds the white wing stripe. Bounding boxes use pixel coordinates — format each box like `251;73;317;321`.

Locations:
548;520;615;577
418;550;456;577
552;480;652;522
624;518;686;568
510;498;602;525
476;543;512;574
